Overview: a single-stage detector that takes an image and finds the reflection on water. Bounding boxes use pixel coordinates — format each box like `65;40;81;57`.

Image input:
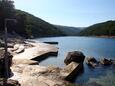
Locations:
34;36;115;85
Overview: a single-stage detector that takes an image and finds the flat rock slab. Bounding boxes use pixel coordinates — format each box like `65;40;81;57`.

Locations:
10;65;66;86
60;62;82;79
13;42;58;60
13;59;39;65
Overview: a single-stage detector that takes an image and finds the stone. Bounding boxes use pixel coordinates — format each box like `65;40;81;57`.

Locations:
60;62;83;80
111;60;115;65
13;59;38;65
21;76;49;86
64;51;85;65
100;58;112;65
0;79;20;86
86;57;98;67
7;79;21;86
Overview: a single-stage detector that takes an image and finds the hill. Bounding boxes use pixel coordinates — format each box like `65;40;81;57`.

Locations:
79;20;115;36
14;10;65;38
55;25;84;36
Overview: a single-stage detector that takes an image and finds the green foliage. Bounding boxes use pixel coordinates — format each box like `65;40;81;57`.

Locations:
0;0;65;38
55;25;82;36
15;10;65;38
79;20;115;36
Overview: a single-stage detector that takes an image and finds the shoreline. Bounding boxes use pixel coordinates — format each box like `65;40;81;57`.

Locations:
9;39;76;86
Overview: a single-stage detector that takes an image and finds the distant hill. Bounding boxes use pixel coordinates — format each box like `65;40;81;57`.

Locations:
55;25;84;36
79;20;115;36
14;10;66;38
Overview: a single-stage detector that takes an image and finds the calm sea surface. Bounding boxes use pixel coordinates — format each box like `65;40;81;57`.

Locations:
34;36;115;85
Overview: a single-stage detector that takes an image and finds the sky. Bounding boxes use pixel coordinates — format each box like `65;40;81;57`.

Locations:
14;0;115;27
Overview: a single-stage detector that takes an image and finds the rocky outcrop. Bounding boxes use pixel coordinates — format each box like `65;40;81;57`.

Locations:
100;58;112;65
86;57;98;67
64;51;85;81
64;51;85;65
10;64;71;86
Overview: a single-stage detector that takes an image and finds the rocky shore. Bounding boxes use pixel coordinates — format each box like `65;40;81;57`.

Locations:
1;37;114;86
0;38;78;86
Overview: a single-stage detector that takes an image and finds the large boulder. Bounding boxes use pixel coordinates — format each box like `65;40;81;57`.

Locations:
64;51;85;65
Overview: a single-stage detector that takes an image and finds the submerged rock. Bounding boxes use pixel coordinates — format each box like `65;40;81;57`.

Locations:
100;58;112;65
111;60;115;65
64;51;85;65
85;82;102;86
86;57;98;67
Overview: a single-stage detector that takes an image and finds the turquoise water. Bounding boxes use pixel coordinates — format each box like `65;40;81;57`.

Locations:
35;36;115;85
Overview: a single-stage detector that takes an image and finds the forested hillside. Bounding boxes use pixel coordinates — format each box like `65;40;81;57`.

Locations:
0;0;65;38
55;25;83;36
15;10;65;38
79;21;115;36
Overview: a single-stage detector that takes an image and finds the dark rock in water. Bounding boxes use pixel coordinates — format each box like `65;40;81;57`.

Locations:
43;42;58;44
64;51;85;65
110;60;115;65
100;58;112;65
86;57;98;67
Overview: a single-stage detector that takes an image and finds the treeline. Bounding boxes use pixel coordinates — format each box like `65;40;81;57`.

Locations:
0;0;15;32
79;20;115;36
55;25;82;36
15;10;65;38
0;0;65;38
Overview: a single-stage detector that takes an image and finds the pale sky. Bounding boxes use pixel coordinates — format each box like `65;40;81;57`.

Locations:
14;0;115;27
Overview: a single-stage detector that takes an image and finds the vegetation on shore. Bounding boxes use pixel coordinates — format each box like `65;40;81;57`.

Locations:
1;0;115;38
55;25;83;36
79;20;115;36
15;10;65;38
0;0;65;38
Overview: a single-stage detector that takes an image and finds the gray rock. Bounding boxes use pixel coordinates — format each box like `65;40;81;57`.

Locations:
86;57;98;67
64;51;85;65
100;58;112;65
